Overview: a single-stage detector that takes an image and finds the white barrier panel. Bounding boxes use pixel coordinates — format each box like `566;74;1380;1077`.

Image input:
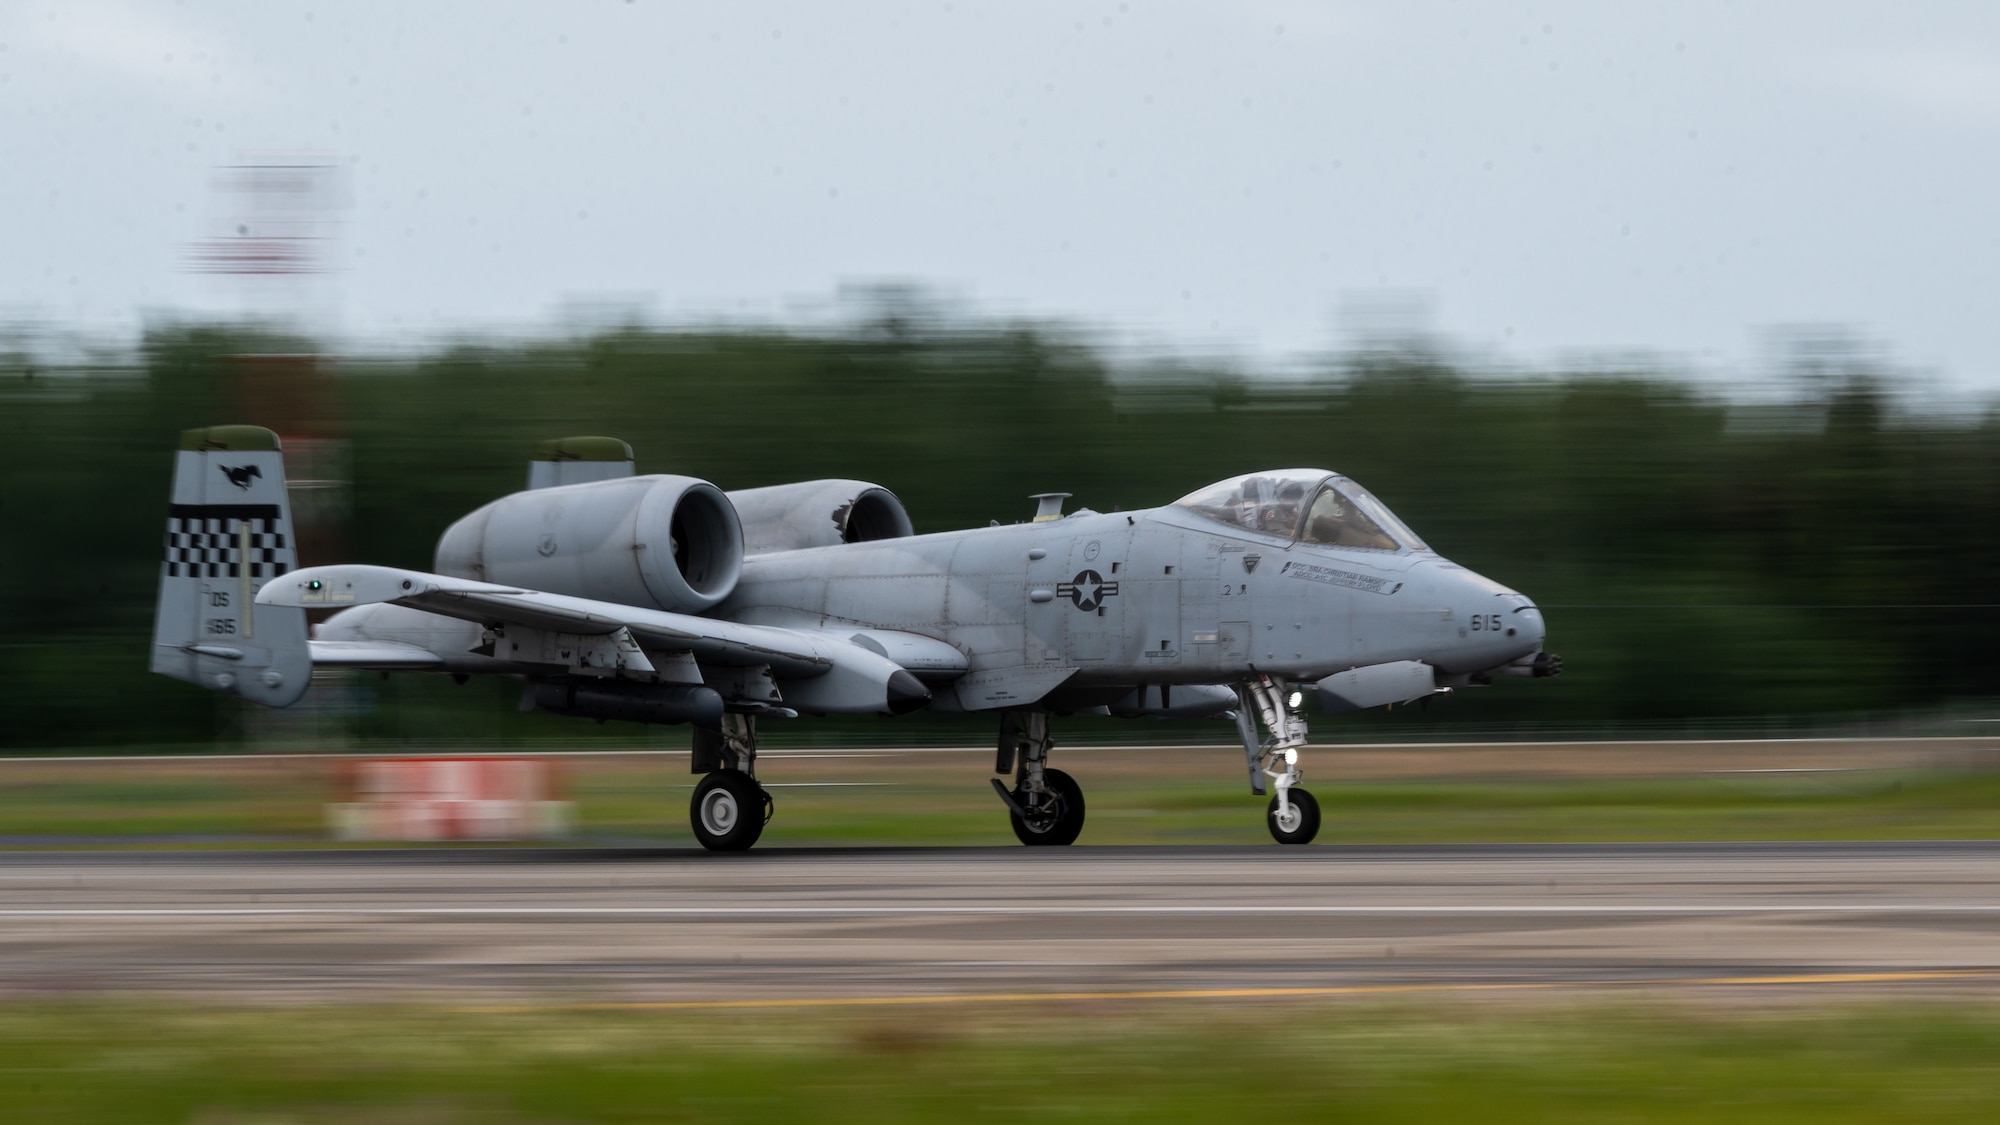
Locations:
327;757;572;841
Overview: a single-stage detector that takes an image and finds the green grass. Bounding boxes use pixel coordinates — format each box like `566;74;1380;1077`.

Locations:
0;777;318;839
4;999;2000;1122
4;754;2000;847
1310;772;2000;845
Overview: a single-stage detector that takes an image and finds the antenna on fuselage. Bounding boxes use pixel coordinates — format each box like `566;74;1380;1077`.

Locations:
1029;492;1071;522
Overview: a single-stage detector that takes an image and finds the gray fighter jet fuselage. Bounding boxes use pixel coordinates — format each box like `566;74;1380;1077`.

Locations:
723;500;1547;702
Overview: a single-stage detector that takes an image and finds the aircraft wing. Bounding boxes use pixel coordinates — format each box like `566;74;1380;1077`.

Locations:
718;614;972;683
261;564;843;678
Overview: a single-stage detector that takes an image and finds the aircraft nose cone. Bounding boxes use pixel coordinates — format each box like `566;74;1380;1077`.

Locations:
1515;603;1548;650
885;669;932;715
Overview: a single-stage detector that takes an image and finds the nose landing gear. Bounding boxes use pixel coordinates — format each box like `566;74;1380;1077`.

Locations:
1236;675;1322;845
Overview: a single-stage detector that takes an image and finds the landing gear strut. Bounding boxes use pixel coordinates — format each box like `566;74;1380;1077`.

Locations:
1235;674;1322;845
690;714;773;851
991;711;1086;846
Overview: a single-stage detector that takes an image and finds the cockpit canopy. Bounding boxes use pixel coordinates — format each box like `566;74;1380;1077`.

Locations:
1173;470;1428;552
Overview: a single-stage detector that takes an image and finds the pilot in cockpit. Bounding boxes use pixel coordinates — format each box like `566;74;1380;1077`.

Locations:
1261;479;1309;536
1178;470;1422;553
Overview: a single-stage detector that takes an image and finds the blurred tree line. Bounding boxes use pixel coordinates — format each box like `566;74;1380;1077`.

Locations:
3;311;1998;750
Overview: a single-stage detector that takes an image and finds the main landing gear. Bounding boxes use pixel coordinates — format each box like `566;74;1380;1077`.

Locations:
1234;674;1322;845
990;711;1086;845
986;683;1320;848
690;714;773;851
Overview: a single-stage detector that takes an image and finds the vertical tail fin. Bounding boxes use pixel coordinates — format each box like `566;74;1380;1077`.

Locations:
150;425;312;707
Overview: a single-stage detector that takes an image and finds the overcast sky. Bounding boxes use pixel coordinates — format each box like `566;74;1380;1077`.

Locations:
4;2;1999;388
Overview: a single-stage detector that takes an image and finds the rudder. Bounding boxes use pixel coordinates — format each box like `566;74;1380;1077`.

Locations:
150;425;312;707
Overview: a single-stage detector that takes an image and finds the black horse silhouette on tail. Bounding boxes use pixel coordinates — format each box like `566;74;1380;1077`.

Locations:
219;464;262;491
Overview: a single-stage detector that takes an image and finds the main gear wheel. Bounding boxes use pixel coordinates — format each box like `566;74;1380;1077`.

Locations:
1009;766;1086;846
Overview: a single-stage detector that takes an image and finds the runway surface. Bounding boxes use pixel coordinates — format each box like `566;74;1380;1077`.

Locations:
3;842;1997;1004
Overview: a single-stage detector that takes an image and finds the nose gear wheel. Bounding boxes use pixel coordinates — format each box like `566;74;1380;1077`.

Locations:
1266;786;1321;845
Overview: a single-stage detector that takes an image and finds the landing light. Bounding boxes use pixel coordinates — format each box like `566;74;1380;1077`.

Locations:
1287;690;1303;709
1284;748;1298;765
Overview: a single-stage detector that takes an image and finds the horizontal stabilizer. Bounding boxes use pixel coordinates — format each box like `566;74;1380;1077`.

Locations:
307;640;446;669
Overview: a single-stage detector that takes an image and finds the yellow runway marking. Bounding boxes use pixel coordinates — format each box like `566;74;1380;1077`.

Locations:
476;969;2000;1012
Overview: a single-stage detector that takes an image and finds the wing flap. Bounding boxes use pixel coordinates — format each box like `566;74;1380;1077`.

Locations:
723;612;971;683
792;627;969;683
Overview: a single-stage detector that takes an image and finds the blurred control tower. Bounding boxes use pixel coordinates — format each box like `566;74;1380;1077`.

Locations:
187;154;350;571
187;155;359;743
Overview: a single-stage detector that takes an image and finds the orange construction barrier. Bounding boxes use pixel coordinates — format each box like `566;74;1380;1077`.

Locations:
327;757;571;841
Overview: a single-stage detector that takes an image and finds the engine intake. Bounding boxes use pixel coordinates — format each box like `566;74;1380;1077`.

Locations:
727;479;914;555
435;474;744;613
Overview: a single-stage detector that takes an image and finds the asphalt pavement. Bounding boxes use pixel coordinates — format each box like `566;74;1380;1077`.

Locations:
2;841;1996;1004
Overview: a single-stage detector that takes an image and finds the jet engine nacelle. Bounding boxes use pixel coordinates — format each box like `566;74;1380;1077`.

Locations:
435;475;743;613
727;479;914;555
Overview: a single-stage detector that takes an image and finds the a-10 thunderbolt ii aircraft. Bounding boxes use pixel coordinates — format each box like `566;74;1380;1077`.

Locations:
153;425;1559;850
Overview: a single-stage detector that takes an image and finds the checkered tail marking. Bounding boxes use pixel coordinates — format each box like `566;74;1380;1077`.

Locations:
162;503;289;579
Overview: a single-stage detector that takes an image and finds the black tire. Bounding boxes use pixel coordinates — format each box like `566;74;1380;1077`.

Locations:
1009;767;1086;846
1266;786;1321;845
690;770;770;851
